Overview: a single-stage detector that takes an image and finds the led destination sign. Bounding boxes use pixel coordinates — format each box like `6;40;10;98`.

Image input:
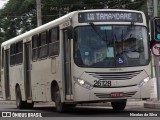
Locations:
78;11;143;23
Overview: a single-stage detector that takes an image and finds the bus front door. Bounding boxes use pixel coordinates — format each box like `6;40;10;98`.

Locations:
24;42;32;102
63;29;72;100
4;49;10;100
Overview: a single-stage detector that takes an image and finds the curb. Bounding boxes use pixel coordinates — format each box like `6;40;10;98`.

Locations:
0;99;55;106
0;100;15;104
144;102;160;109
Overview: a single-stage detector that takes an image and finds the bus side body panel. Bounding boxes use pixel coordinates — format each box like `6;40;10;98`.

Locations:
31;59;53;101
10;65;24;100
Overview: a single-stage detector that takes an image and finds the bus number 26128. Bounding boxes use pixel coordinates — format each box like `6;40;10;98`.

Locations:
94;80;111;87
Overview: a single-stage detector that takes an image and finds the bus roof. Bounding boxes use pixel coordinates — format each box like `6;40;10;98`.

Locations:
1;9;144;47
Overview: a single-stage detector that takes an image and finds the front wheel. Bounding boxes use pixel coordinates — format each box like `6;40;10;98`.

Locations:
26;102;34;109
54;86;66;112
111;100;127;111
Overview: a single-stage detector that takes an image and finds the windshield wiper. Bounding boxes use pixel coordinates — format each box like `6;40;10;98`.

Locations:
89;23;104;40
89;22;108;49
121;30;124;53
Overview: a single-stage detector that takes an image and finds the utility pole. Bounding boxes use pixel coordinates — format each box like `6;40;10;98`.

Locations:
153;0;160;101
144;0;160;109
147;0;153;18
59;8;62;17
147;0;160;101
36;0;42;27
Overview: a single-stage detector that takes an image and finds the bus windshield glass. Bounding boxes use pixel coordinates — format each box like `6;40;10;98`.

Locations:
74;25;149;67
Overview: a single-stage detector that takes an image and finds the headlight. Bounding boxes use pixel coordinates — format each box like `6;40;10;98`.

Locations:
137;76;150;87
74;77;93;90
144;77;149;83
78;79;85;85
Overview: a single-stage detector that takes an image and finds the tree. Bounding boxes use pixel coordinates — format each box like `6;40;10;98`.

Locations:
0;0;147;42
158;0;160;16
0;0;36;41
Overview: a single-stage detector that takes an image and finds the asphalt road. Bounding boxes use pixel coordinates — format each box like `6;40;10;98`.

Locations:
0;103;159;117
0;103;160;120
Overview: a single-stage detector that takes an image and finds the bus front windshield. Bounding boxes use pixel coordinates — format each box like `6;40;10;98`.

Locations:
74;25;149;67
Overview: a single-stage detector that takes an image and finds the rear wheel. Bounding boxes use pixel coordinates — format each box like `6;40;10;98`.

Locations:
54;86;66;112
26;102;34;109
16;86;34;109
111;100;127;111
16;86;26;109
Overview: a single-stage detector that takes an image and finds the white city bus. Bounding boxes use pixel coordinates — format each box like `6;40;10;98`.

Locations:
1;9;151;112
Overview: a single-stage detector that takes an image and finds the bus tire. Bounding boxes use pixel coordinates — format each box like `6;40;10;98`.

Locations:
111;100;127;111
26;102;34;109
16;86;25;109
54;86;66;112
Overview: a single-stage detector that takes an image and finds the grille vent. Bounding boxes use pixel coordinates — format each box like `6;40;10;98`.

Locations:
86;70;142;80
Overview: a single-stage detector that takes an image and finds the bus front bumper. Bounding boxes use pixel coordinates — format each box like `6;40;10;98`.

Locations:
73;81;151;102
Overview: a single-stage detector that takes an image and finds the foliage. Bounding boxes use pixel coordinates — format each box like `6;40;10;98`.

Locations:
158;0;160;16
0;0;36;42
0;0;147;42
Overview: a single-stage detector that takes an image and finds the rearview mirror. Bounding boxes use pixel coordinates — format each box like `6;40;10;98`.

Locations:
67;27;73;39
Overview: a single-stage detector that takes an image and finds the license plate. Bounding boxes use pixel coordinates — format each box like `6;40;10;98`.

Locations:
111;92;123;97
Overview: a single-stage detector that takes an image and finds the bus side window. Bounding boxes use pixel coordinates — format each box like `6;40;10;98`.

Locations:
32;35;39;61
49;27;59;57
10;44;15;66
15;41;23;64
39;31;48;59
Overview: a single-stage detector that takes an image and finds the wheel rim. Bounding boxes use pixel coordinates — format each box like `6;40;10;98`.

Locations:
16;88;21;106
55;89;61;109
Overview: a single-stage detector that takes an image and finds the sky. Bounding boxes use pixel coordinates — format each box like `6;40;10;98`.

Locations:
0;0;8;9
